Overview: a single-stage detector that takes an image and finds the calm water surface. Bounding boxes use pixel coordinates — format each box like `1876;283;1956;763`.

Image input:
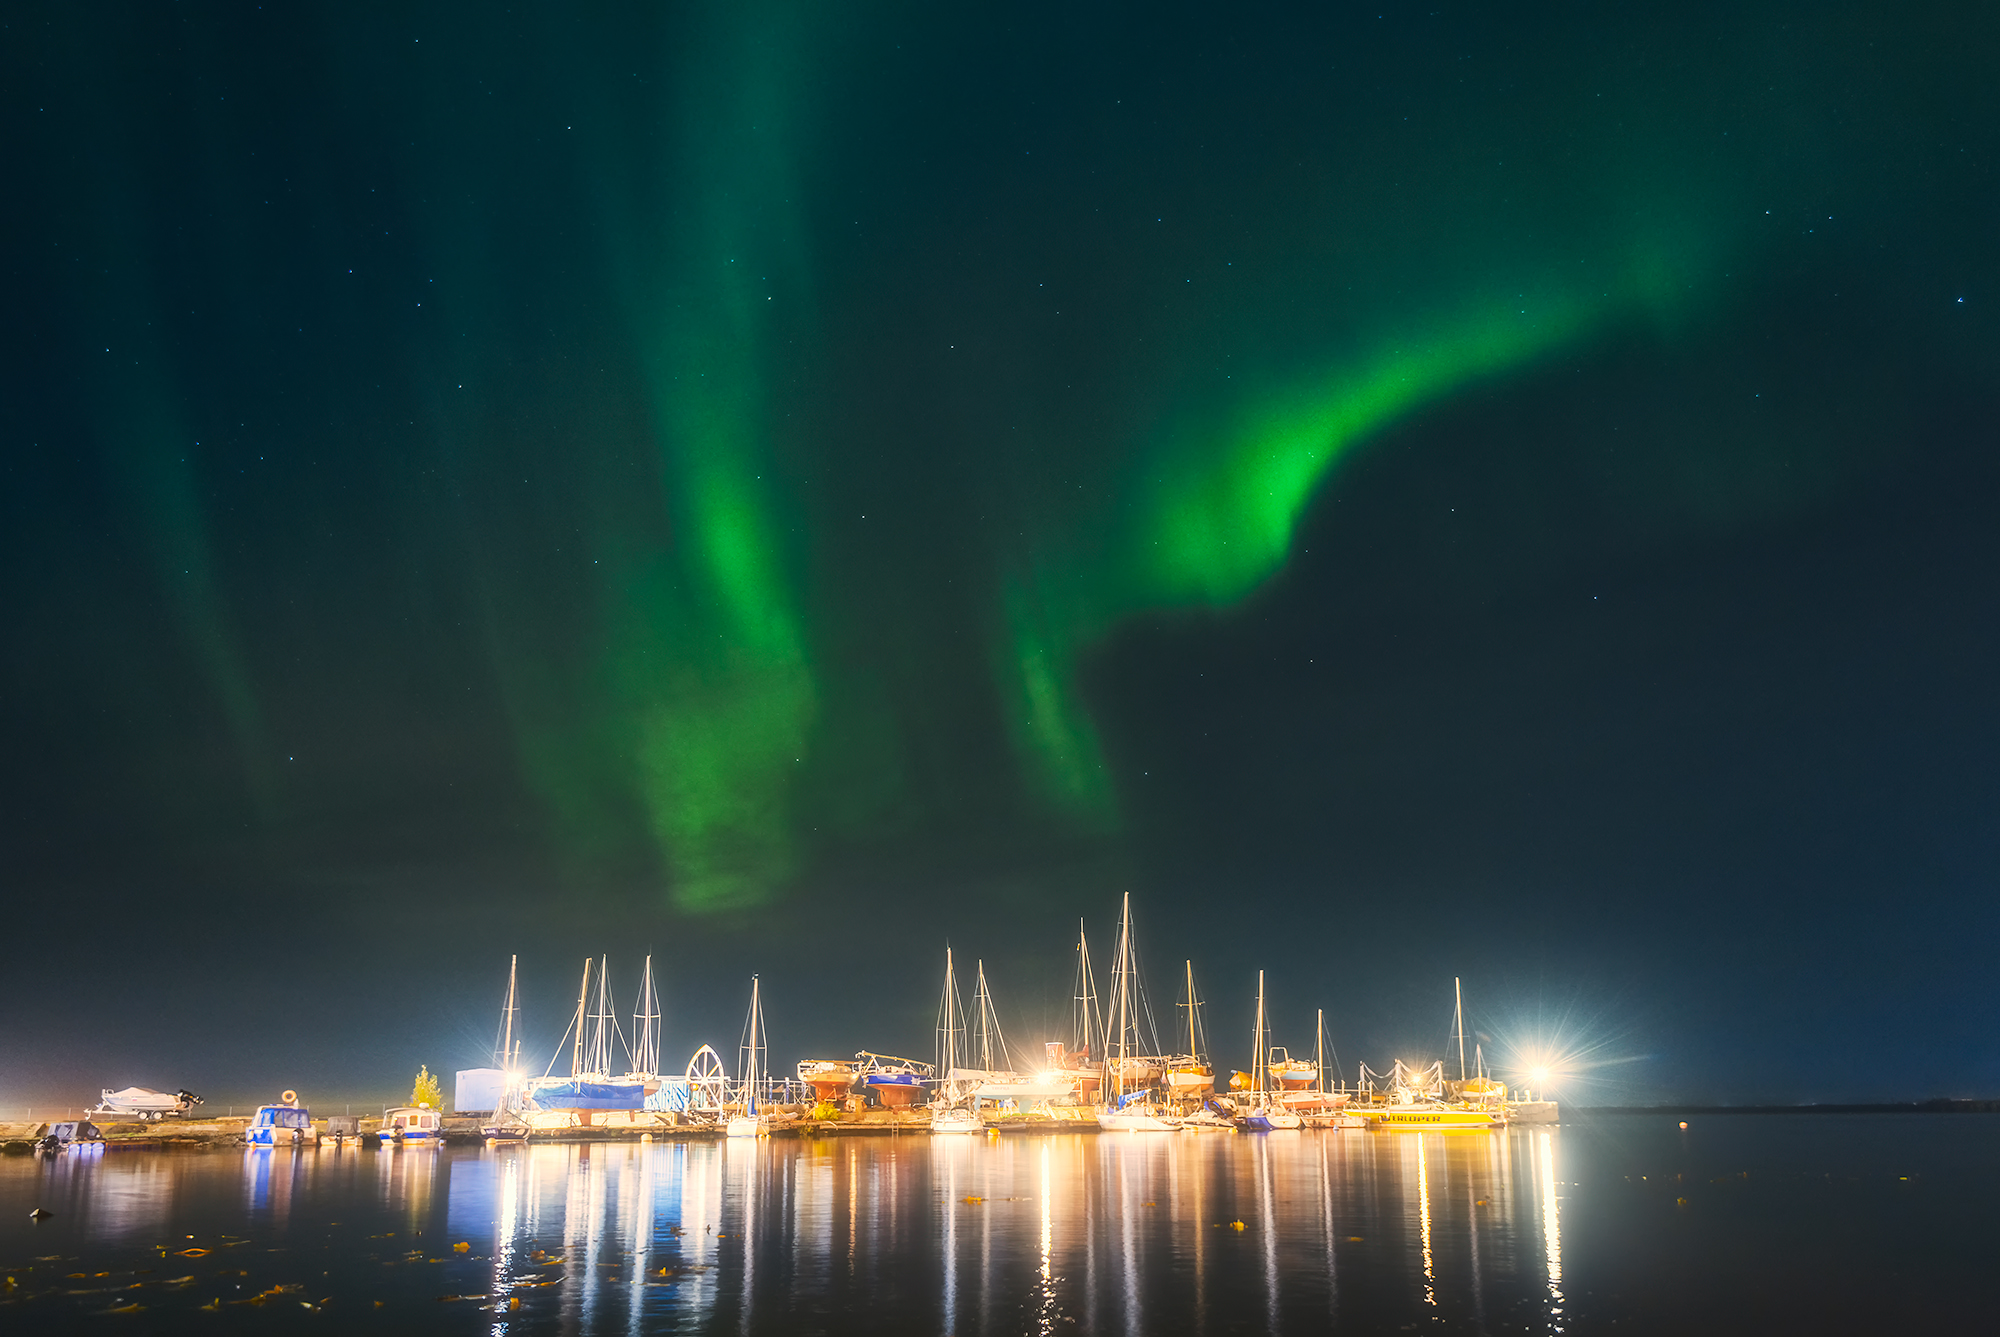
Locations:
2;1115;1990;1334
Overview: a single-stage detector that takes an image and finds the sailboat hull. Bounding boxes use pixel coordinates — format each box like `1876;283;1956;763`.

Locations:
865;1073;926;1107
1278;1090;1347;1112
799;1061;856;1104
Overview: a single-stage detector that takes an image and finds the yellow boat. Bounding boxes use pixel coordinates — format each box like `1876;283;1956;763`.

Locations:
1347;1104;1500;1130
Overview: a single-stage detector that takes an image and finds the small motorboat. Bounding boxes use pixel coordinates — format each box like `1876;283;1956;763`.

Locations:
1099;1107;1183;1131
379;1106;444;1145
244;1092;317;1147
929;1104;983;1134
1180;1103;1236;1131
1235;1105;1303;1131
1099;1090;1182;1131
37;1120;106;1154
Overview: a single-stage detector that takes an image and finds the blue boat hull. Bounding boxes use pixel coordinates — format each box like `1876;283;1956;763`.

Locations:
864;1073;926;1107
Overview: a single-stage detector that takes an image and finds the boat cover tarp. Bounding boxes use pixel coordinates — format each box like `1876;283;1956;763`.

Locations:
524;1079;647;1112
975;1078;1074;1099
644;1078;691;1112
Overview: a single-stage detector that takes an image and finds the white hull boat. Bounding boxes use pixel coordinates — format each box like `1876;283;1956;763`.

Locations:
91;1086;200;1120
1099;1109;1182;1131
929;1105;983;1134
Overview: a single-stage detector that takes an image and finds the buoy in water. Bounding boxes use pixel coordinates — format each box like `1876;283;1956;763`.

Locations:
29;1207;52;1220
1679;1121;1689;1130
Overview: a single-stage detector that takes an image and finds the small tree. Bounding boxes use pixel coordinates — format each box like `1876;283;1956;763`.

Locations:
411;1065;444;1111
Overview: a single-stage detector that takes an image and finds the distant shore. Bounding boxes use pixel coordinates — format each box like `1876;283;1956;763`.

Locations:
1576;1099;2000;1115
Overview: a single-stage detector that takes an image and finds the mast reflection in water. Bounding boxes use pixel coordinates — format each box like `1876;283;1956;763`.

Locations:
12;1115;1997;1332
443;1131;1564;1334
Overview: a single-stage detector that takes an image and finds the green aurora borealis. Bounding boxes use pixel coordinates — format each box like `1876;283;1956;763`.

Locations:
10;0;2000;930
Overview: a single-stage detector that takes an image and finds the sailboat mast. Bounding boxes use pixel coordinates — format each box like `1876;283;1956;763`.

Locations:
1253;970;1266;1101
1183;961;1193;1056
973;960;990;1072
570;958;591;1078
745;975;762;1114
497;954;518;1072
632;955;660;1077
591;955;615;1075
1112;895;1134;1101
1075;921;1103;1060
1316;1008;1326;1095
1454;976;1466;1082
939;948;960;1076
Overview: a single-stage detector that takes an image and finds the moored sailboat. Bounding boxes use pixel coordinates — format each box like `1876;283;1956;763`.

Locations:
523;958;650;1120
1096;895;1181;1131
930;948;984;1134
1235;971;1301;1130
726;975;770;1137
1343;983;1503;1130
1165;960;1215;1100
482;955;528;1140
1041;922;1107;1103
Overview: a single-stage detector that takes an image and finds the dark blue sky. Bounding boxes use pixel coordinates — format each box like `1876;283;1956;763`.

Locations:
4;0;1997;1107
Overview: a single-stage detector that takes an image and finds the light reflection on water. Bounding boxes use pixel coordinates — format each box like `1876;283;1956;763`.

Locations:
433;1130;1568;1334
11;1116;1993;1333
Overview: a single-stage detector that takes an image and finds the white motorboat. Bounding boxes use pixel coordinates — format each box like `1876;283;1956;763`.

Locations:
245;1093;318;1147
380;1106;444;1144
1181;1105;1236;1131
929;1104;983;1133
1099;1105;1183;1131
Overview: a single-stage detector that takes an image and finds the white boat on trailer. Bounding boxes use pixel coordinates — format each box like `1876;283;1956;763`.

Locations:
90;1086;202;1120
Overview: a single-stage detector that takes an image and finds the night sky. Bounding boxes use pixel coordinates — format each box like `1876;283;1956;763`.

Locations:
6;1;1997;1109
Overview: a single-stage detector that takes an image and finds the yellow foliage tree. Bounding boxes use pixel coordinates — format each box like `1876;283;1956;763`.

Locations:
411;1065;444;1111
